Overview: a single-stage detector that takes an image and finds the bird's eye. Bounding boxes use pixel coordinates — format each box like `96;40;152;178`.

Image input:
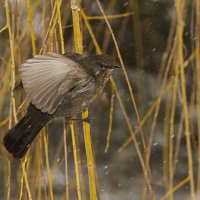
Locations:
99;64;108;70
100;64;104;68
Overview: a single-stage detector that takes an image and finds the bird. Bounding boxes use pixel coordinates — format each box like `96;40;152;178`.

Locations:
3;52;119;159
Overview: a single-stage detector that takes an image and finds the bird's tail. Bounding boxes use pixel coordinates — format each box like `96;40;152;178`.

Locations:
3;105;51;159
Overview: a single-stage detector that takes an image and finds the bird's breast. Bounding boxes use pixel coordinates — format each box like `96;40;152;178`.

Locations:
55;83;105;118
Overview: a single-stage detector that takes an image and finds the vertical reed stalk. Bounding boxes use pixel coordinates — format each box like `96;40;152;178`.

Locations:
163;91;170;191
70;121;82;200
105;87;115;153
26;0;36;55
195;0;200;197
169;75;178;200
71;1;98;199
56;0;64;54
21;159;33;200
63;121;69;200
43;130;54;200
175;0;195;199
5;1;17;199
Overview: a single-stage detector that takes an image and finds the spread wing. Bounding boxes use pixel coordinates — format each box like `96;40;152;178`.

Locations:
19;52;92;114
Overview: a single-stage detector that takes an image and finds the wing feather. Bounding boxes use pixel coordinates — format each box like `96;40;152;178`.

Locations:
19;53;91;114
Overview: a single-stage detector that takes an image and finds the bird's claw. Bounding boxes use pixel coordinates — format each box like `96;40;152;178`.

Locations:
65;117;92;123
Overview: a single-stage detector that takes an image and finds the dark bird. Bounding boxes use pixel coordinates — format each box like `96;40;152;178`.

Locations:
3;52;119;159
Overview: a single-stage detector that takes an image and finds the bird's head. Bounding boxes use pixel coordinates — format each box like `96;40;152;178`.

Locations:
83;54;120;83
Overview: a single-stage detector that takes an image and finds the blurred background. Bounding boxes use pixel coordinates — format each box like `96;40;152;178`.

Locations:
0;0;199;199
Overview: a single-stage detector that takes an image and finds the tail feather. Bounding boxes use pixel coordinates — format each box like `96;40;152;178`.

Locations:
3;104;51;159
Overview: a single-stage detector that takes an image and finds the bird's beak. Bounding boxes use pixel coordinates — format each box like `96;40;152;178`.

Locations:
114;61;121;68
114;64;121;68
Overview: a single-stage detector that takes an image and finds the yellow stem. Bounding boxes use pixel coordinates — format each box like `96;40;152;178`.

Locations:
70;121;82;200
63;120;69;200
26;0;36;55
175;0;195;199
160;177;190;200
56;0;65;54
72;1;98;199
21;159;33;200
43;130;54;200
86;12;134;20
105;87;115;153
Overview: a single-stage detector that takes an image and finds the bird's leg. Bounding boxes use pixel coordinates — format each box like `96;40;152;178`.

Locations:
65;117;93;123
82;117;91;123
72;118;91;123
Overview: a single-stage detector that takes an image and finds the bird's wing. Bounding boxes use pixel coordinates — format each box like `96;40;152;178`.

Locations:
19;52;93;114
